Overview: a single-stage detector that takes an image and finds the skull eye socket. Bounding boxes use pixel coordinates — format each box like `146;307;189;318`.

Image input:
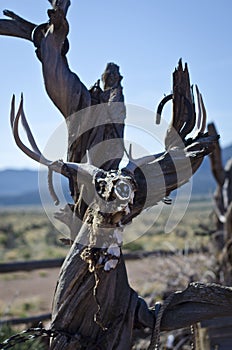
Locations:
114;180;131;200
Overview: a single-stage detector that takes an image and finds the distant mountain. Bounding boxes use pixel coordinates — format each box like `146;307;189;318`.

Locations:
0;169;40;196
0;169;42;206
0;144;231;206
0;190;41;206
0;169;72;206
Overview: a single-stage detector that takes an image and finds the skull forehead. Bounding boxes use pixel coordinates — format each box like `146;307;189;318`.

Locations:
94;169;135;203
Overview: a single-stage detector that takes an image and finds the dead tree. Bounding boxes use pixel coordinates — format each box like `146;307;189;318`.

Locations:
208;123;232;285
1;1;232;349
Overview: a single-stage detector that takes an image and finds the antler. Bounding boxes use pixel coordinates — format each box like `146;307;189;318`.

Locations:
10;94;66;205
10;95;98;178
121;60;219;222
10;94;52;167
194;85;207;136
155;60;208;149
10;95;101;205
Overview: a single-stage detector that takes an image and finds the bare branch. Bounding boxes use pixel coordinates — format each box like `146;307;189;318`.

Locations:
168;60;196;144
160;283;232;331
208;122;225;186
0;10;36;40
48;0;71;16
137;283;232;334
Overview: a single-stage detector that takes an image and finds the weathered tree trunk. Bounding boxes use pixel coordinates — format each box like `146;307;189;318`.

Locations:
1;2;232;349
208;123;232;285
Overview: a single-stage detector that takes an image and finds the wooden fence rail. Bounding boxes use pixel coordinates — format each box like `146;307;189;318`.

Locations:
0;247;208;273
0;313;51;326
0;258;64;273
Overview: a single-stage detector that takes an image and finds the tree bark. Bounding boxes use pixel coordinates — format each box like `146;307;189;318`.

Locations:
160;282;232;331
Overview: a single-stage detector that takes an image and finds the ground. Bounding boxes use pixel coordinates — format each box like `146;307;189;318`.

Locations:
0;252;215;322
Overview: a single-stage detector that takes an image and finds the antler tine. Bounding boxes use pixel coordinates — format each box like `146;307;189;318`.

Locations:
128;143;133;159
20;95;41;155
192;85;207;138
199;92;207;134
10;94;15;129
155;94;173;125
11;95;100;181
11;94;51;166
195;85;202;131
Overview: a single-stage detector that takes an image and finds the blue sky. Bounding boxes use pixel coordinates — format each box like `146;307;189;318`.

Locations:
0;0;231;170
